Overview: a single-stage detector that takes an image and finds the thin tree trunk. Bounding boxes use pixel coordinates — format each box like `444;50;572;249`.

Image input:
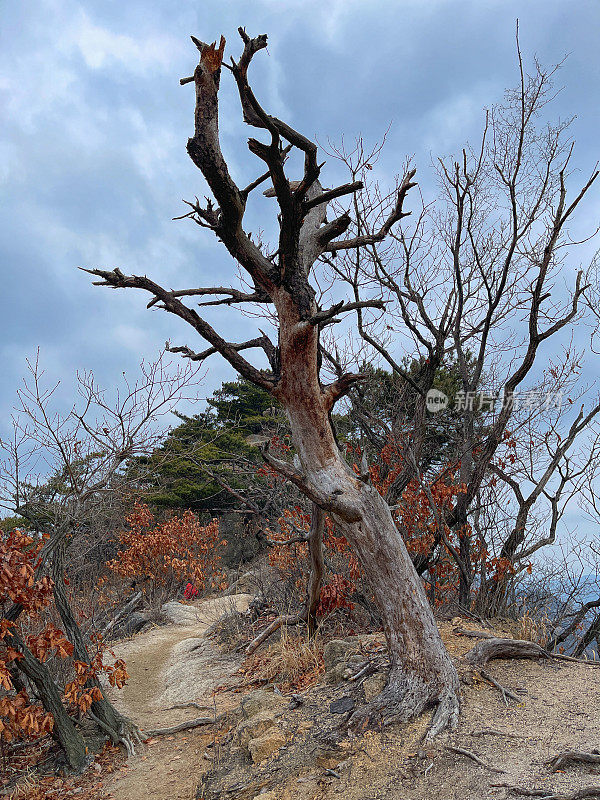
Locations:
245;503;324;654
9;630;88;772
306;504;324;637
50;541;138;746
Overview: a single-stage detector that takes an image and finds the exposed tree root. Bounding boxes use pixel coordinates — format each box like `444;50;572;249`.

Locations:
453;627;497;639
88;710;147;757
163;702;214;712
479;669;523;705
549;653;600;668
446;745;506;773
495;786;600;799
469;728;520;738
465;637;600;675
143;713;224;737
346;669;459;740
546;750;600;772
465;638;550;665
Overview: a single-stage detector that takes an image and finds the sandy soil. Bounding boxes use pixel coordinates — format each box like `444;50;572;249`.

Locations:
102;593;251;800
199;618;600;800
101;602;600;800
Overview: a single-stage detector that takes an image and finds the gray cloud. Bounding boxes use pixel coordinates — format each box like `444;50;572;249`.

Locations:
2;0;599;432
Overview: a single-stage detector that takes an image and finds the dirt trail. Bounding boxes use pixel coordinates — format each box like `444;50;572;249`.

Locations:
103;593;251;800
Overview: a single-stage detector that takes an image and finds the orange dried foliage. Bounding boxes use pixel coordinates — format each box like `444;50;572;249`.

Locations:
108;502;227;596
0;529;67;742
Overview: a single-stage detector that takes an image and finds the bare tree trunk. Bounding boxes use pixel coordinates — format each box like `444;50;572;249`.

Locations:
86;29;461;734
9;630;88;772
306;504;324;637
245;503;324;653
274;328;459;733
51;541;143;753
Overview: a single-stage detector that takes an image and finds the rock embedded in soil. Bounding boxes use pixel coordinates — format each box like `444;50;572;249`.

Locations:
330;696;355;714
248;729;286;764
235;712;277;747
323;639;358;671
241;689;287;719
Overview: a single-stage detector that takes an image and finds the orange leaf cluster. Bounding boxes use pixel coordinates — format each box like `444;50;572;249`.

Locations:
108;502;227;595
0;529;66;741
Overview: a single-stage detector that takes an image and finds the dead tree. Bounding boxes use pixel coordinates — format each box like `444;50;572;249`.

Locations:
85;30;460;735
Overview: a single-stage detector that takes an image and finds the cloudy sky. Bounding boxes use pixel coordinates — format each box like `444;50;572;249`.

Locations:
2;0;600;428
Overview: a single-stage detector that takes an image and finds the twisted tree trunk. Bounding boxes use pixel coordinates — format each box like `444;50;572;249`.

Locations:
9;629;88;772
86;28;460;735
51;541;144;754
272;300;460;733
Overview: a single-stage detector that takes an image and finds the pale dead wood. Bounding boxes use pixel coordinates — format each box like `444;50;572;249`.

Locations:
100;591;143;639
466;637;600;669
465;637;550;665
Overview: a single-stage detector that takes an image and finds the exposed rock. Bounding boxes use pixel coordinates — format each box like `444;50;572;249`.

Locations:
329;696;355;714
363;673;386;702
241;689;286;719
325;661;349;684
235;712;276;747
323;639;358;671
324;653;364;684
248;729;286;764
162;594;253;627
161;601;200;626
161;636;242;708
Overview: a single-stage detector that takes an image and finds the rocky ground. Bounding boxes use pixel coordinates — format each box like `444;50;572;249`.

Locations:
5;594;600;800
195;621;600;800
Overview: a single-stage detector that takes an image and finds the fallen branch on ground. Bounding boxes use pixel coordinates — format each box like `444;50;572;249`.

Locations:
245;611;306;655
446;746;506;773
100;591;143;639
143;713;224;737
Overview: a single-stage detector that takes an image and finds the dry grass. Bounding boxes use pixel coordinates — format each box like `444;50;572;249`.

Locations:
515;607;550;647
241;628;324;690
6;781;45;800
